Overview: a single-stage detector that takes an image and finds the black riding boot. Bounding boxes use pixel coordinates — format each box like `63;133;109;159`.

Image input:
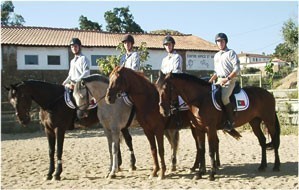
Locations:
223;103;235;132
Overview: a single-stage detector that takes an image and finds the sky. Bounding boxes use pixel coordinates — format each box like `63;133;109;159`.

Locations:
12;1;298;55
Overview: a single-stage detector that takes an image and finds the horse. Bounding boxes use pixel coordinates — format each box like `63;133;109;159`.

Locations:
156;72;281;180
105;66;216;180
6;80;136;180
72;74;141;178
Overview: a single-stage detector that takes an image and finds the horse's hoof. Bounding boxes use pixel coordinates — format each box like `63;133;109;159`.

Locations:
130;165;137;172
158;175;165;180
258;166;266;172
107;174;116;179
46;175;53;180
54;175;61;181
209;175;215;181
189;167;196;173
193;174;202;180
170;166;176;172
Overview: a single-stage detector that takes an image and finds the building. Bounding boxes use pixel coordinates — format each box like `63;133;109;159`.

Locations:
238;52;289;74
1;26;219;95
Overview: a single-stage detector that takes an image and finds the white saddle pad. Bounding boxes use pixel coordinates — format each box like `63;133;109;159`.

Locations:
211;85;249;111
64;87;97;110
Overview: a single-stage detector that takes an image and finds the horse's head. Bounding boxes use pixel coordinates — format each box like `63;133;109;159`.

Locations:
73;80;95;119
6;83;32;125
105;66;127;104
156;72;178;117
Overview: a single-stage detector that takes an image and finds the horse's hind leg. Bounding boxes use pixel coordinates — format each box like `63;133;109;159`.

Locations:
54;128;65;180
249;118;267;171
45;131;56;180
121;127;136;171
164;129;179;172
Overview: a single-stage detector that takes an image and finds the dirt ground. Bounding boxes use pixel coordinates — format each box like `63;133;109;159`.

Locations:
1;127;298;189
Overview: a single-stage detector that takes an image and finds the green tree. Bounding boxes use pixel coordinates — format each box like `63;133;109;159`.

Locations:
79;15;102;31
149;29;185;35
1;1;25;26
98;42;150;76
104;6;144;33
273;18;298;66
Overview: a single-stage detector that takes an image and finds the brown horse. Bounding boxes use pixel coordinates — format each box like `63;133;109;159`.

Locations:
6;80;136;180
105;66;221;179
156;72;281;180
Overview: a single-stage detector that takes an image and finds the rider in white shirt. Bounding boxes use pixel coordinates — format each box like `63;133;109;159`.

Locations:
120;34;140;71
63;38;90;90
161;35;183;74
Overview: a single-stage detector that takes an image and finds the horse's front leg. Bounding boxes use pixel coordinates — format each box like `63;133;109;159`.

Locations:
156;130;166;180
121;127;137;171
108;129;121;179
207;128;218;181
144;130;159;179
54;128;66;180
193;129;206;180
103;127;116;178
46;131;56;180
164;129;179;172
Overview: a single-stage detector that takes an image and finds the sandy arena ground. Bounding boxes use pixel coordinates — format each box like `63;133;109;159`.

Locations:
1;127;298;189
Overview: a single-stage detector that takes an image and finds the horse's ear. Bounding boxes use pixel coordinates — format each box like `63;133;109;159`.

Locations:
80;80;85;87
158;70;165;79
4;86;10;91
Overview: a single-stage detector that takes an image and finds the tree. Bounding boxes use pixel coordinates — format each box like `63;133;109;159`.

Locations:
149;29;185;35
104;6;144;33
78;15;102;31
98;42;150;76
1;1;25;26
273;18;298;66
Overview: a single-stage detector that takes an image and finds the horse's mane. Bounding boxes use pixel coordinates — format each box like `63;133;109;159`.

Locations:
22;80;62;88
171;73;211;87
82;74;109;84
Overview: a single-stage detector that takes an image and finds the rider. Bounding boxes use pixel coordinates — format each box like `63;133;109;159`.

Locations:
208;33;240;132
160;35;185;126
120;34;140;71
161;35;183;74
63;38;90;90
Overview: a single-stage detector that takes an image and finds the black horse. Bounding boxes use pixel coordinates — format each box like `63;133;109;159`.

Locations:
6;80;136;180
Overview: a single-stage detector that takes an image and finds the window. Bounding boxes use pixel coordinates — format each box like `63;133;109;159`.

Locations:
91;55;108;66
48;55;61;65
25;55;38;65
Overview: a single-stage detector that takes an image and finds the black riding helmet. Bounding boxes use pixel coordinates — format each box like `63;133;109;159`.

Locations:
163;35;175;45
70;38;82;46
122;34;135;44
215;33;228;43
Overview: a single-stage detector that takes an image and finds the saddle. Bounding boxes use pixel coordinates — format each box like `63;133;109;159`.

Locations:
64;87;97;110
211;82;249;111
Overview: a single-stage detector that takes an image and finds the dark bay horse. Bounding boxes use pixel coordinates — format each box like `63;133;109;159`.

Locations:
105;66;212;179
6;80;136;180
156;72;281;180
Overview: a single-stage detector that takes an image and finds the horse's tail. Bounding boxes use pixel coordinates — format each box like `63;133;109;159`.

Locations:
266;112;281;150
225;129;242;140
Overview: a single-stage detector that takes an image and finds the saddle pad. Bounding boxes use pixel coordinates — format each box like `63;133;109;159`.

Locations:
64;87;97;110
178;96;189;111
211;85;249;111
121;92;133;107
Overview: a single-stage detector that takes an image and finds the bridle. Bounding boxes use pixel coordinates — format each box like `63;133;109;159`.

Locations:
76;82;105;111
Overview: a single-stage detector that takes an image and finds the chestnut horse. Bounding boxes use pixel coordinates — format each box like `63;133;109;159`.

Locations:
105;66;218;179
156;72;281;180
6;80;136;180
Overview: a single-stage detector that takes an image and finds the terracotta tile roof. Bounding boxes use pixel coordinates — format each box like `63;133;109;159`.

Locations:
1;26;218;51
238;52;271;58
